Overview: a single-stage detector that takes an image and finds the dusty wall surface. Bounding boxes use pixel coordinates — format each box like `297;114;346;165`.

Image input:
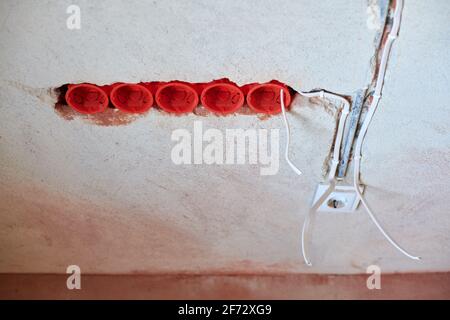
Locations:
0;0;449;275
361;0;450;272
0;0;375;92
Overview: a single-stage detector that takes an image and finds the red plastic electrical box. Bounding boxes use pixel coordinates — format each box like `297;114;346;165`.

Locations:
200;82;244;115
246;82;291;114
156;82;199;114
110;83;153;113
65;84;109;114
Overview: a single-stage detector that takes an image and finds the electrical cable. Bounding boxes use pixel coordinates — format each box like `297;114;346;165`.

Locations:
297;90;350;181
282;0;417;265
283;89;350;266
301;180;336;266
280;89;302;175
352;0;420;260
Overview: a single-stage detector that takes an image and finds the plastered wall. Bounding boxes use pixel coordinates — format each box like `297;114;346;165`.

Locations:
0;0;449;274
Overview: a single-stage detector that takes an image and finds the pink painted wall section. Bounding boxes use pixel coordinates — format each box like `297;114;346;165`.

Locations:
0;273;449;299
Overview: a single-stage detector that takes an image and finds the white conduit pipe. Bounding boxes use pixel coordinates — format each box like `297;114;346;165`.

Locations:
352;0;420;261
300;91;349;266
281;89;350;266
297;91;350;182
280;89;350;180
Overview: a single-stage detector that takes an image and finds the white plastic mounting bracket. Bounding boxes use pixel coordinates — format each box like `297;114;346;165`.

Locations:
312;184;365;213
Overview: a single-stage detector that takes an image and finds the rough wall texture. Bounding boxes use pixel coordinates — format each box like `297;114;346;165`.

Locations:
0;0;375;92
0;0;449;275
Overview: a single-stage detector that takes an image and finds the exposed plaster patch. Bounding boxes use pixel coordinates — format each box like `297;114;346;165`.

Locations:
306;96;341;118
337;0;395;177
366;0;382;31
5;81;146;126
54;103;145;126
7;81;58;105
301;94;346;174
291;94;343;179
192;104;271;121
364;0;390;85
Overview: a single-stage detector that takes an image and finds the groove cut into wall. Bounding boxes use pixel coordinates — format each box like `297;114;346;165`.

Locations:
54;80;296;120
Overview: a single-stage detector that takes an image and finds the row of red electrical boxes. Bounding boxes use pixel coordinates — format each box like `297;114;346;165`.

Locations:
64;79;293;115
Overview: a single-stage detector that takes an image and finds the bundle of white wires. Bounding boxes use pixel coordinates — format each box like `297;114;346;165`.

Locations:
279;0;419;266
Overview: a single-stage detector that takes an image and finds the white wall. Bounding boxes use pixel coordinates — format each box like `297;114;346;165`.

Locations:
0;0;449;274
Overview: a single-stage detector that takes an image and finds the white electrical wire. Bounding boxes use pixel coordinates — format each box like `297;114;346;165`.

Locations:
301;180;336;266
282;88;350;266
298;90;350;181
282;0;417;264
283;89;349;181
298;91;349;266
280;89;302;175
353;158;420;260
301;212;313;266
352;0;420;261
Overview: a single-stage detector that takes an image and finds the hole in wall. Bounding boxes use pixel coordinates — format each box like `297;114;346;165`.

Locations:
327;198;346;209
53;79;297;126
53;84;143;126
